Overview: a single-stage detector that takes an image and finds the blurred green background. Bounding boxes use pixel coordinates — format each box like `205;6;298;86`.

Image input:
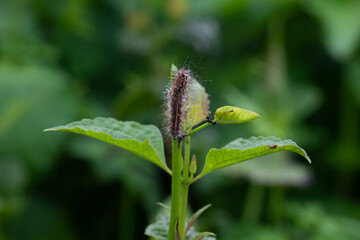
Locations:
1;0;360;239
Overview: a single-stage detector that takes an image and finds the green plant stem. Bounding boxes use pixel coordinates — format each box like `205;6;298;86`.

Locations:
169;139;183;240
186;122;211;137
118;183;136;240
179;136;191;239
242;184;265;223
191;171;205;184
268;187;284;225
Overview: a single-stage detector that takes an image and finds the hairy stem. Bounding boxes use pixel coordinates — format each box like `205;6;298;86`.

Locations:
186;122;211;137
169;139;182;240
179;136;191;239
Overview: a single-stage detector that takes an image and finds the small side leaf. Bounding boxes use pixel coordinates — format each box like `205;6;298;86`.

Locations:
214;106;260;124
170;64;178;85
192;232;216;240
157;202;170;212
185;204;212;235
196;136;311;180
171;63;178;73
44;117;170;174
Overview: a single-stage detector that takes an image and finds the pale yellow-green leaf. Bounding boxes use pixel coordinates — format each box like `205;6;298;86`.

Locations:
184;80;210;130
214;106;260;124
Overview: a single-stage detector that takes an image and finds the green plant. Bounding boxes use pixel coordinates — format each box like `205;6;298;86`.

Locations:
44;64;311;240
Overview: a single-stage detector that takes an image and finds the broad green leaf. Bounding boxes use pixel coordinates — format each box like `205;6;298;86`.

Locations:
196;136;311;180
214;106;260;124
44;118;170;174
184;80;210;131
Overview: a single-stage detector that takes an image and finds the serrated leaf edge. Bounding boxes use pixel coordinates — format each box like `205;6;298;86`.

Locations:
44;119;171;174
194;136;311;181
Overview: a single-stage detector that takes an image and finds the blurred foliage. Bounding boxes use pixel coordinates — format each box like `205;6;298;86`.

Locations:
304;0;360;61
0;0;359;239
286;202;360;240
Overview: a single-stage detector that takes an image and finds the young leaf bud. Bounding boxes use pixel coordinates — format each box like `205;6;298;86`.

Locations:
190;154;197;175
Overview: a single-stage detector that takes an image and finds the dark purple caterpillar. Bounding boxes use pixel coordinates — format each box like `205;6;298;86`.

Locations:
166;68;192;141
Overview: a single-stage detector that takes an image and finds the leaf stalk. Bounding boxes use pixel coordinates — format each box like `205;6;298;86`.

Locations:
186;122;212;137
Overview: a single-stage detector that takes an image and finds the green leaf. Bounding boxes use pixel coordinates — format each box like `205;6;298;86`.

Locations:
171;63;178;73
145;216;168;240
44;117;170;174
214;106;260;124
192;232;216;240
185;204;212;235
195;136;311;180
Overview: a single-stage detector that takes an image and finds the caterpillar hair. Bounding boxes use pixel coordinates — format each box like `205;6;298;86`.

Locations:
165;68;192;141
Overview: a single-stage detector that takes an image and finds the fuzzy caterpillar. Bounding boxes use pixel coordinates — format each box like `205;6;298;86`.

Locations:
165;68;192;141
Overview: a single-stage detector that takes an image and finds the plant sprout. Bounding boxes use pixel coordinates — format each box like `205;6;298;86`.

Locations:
44;64;311;240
